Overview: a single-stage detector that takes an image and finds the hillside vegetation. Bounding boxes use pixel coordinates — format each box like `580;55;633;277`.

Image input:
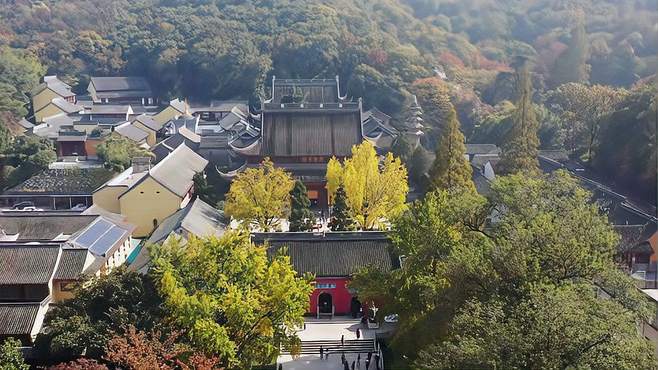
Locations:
0;0;656;201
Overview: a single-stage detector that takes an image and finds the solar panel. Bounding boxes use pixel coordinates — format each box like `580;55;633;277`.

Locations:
88;226;127;256
73;219;113;248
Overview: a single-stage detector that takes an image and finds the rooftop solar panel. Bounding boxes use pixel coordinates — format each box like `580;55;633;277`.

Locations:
73;219;114;248
88;226;127;256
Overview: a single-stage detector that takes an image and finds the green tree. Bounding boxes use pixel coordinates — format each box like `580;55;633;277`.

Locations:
96;133;153;172
416;283;655;370
150;232;313;368
498;58;540;174
410;78;452;149
428;103;474;191
36;268;164;362
391;135;414;164
329;186;355;231
550;17;590;88
548;83;626;158
0;46;45;117
224;158;295;232
2;135;56;189
352;171;653;365
289;180;315;232
0;338;29;370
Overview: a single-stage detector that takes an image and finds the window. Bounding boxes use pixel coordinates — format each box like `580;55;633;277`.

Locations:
315;283;336;289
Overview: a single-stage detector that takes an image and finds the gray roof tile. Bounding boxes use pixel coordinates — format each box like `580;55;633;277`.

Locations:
0;304;39;336
0;245;61;285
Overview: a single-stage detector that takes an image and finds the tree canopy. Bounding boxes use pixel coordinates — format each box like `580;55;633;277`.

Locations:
150;233;313;368
351;171;655;368
95;133;153;172
326;141;408;230
224;158;295;232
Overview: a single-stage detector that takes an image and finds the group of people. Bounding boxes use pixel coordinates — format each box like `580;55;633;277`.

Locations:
317;332;381;370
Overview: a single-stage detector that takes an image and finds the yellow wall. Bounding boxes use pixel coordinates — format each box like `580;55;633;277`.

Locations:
119;177;183;237
153;106;181;126
52;281;76;302
92;186;126;214
34;102;64;122
32;88;59;113
133;121;157;146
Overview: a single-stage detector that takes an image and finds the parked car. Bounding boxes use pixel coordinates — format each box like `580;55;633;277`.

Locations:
11;201;35;210
70;204;88;211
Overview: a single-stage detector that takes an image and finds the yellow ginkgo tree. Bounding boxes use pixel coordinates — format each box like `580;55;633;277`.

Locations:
326;141;409;230
224;158;294;231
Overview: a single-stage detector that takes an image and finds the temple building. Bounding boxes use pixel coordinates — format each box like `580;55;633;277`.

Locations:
216;76;383;207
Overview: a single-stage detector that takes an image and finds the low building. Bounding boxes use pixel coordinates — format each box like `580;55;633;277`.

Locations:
0;168;116;210
132;114;164;146
128;198;227;273
93;145;208;237
88;77;155;105
114;121;150;146
0;244;61;346
31;76;76;122
34;98;84;123
153;98;189;127
254;232;399;317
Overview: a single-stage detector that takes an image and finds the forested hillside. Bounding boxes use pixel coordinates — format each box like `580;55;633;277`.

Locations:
0;0;656;201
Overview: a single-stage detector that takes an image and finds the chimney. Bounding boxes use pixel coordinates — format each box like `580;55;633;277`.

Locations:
132;157;151;173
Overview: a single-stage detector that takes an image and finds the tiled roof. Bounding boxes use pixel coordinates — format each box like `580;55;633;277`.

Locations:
0;214;97;240
53;248;89;280
466;144;501;155
49;97;82;113
0;304;39;336
0;245;61;285
148;198;226;245
261;111;362;157
271;78;340;104
257;232;395;277
134;114;163;131
3;168;116;195
91;77;151;92
148;144;208;197
115;122;149;143
88;105;132;115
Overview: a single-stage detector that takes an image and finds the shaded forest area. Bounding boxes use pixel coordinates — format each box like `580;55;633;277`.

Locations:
0;0;656;202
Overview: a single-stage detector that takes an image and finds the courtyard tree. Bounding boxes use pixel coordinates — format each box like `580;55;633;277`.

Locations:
35;268;164;362
289;180;315;232
104;326;222;369
96;133;153;172
326;141;408;230
150;232;313;368
224;158;294;231
0;338;29;370
328;186;355;231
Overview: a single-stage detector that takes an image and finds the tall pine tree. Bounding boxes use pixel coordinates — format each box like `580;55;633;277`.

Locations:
289;180;315;232
428;103;474;191
329;186;355;231
550;16;589;88
499;58;540;174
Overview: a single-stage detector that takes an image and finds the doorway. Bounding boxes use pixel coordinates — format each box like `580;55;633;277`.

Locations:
318;292;333;314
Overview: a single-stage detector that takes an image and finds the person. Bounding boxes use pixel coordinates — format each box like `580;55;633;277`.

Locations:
341;352;346;365
344;362;350;370
320;345;324;360
356;328;361;339
352;360;356;370
357;353;361;368
341;334;345;346
365;359;370;370
374;353;381;370
325;349;330;360
278;364;283;370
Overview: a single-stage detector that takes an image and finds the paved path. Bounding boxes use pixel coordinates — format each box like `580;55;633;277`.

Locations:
278;317;382;370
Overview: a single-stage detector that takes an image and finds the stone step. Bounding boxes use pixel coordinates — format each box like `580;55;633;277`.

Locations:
281;339;376;355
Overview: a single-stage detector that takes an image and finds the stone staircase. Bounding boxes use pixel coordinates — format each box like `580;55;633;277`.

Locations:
282;339;376;355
